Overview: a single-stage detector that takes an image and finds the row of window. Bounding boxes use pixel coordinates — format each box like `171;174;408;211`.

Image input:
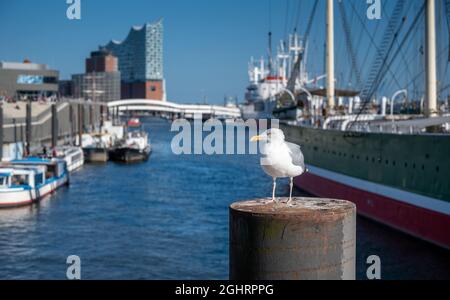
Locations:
306;145;440;173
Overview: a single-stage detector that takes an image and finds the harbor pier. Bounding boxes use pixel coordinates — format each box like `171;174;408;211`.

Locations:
0;100;104;159
229;198;356;280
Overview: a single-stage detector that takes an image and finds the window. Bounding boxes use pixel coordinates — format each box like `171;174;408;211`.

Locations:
17;75;43;84
0;176;8;188
35;174;44;185
11;175;29;187
43;76;57;84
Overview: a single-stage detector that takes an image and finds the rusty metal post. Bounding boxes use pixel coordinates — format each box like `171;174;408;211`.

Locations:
0;104;3;161
229;198;356;280
100;104;104;133
51;103;58;148
25;100;32;156
69;104;74;145
78;104;83;147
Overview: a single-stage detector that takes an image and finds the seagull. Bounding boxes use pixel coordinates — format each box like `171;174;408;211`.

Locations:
251;128;305;205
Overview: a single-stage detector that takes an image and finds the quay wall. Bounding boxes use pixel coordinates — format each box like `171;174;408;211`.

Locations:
2;101;102;153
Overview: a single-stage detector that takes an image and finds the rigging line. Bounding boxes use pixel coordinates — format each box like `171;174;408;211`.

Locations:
382;15;420;94
284;0;290;41
295;0;303;29
364;18;406;100
436;0;445;83
351;1;371;79
383;47;422;95
350;3;382;88
338;0;363;90
350;2;424;128
398;45;449;93
292;0;302;32
268;0;272;32
285;0;319;93
444;0;450;80
346;0;393;85
367;4;425;100
377;5;432;99
394;44;450;95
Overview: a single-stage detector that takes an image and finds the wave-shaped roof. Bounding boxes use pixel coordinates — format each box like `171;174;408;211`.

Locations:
106;19;163;46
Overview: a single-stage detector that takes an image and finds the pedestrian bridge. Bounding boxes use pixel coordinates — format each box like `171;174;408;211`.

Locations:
107;99;241;119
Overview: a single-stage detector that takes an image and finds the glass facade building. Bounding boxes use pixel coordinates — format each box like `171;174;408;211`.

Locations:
104;19;163;82
103;19;165;100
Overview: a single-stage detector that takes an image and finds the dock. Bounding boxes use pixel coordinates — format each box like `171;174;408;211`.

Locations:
0;100;103;159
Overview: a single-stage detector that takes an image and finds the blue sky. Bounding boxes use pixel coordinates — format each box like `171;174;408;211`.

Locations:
0;0;448;103
0;0;300;103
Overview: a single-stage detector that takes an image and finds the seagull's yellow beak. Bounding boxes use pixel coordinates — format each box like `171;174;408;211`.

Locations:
250;135;263;142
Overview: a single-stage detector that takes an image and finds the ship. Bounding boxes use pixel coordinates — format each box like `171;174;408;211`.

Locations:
252;0;450;249
241;33;326;120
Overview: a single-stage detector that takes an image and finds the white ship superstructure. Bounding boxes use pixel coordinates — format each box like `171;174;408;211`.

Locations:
241;33;314;120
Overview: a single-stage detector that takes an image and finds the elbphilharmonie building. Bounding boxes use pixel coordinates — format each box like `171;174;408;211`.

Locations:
103;19;165;101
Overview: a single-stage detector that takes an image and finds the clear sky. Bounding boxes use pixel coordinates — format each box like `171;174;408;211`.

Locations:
0;0;301;103
0;0;448;103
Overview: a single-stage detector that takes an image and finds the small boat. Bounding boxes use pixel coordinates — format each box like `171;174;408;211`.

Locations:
82;134;111;163
127;118;141;127
109;131;151;163
53;146;84;172
83;147;109;163
0;158;69;208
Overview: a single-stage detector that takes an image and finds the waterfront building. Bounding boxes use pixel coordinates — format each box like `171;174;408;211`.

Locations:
0;60;59;101
103;19;165;101
72;49;121;102
58;80;73;98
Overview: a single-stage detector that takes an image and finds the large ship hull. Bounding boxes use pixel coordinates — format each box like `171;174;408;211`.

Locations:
281;123;450;249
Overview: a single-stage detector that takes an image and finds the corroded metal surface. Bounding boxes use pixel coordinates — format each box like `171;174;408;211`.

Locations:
229;197;356;280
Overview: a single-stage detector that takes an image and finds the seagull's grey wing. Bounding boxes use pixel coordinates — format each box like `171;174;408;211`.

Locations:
286;142;305;169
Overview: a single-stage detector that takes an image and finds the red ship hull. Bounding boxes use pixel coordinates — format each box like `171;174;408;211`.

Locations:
295;166;450;250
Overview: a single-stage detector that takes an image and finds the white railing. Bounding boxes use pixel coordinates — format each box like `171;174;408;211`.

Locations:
107;99;241;118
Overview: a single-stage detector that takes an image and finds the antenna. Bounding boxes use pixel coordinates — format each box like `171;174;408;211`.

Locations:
268;0;273;75
268;31;273;75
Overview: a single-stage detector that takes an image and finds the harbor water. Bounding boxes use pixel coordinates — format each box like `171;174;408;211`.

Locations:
0;118;449;280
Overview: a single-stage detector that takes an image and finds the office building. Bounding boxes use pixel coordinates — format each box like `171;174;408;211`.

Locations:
72;49;121;102
0;60;59;100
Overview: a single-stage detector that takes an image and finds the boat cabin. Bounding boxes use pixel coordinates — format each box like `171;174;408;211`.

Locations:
10;158;68;180
0;166;47;189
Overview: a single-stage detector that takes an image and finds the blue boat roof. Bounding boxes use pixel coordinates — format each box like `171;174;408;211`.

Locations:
11;157;51;164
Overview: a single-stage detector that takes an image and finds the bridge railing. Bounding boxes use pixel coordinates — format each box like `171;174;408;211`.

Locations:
108;99;241;118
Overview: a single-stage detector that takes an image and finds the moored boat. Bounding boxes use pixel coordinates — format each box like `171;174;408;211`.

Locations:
53;146;84;172
0;158;69;208
81;134;111;163
83;148;109;163
127;118;142;127
109;131;151;163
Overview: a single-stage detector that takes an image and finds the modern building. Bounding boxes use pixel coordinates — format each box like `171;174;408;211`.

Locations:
72;49;121;102
58;80;73;98
103;19;165;101
0;60;59;100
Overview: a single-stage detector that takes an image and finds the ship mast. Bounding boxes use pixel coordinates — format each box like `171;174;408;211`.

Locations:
326;0;336;111
268;31;273;76
425;0;437;117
